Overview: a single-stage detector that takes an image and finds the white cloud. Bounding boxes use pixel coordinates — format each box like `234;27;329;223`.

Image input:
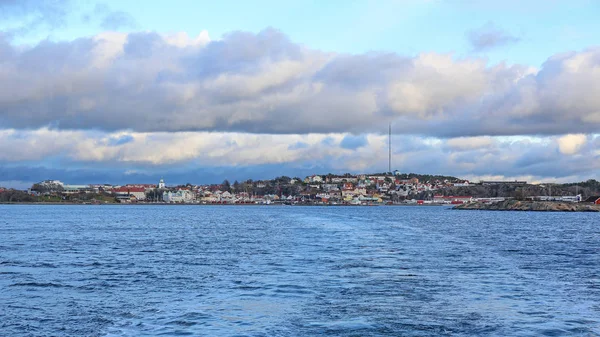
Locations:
0;128;598;182
557;134;587;155
1;29;600;136
163;31;211;48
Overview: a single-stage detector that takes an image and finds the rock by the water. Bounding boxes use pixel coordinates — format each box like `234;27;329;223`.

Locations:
453;200;600;212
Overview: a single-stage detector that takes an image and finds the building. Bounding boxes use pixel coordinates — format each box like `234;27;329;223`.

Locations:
113;187;146;201
62;185;93;194
40;180;64;186
163;189;195;203
322;184;340;192
158;178;166;189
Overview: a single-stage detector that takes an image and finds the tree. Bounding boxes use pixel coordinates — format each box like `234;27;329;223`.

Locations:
0;189;37;203
222;179;231;192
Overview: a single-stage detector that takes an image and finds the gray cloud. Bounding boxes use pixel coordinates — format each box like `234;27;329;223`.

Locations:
0;29;599;137
467;22;520;51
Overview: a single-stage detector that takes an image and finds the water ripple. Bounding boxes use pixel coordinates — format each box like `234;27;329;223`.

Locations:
0;205;599;336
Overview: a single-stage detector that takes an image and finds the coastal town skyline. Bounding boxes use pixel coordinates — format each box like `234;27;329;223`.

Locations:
3;3;600;335
3;171;596;206
1;0;600;189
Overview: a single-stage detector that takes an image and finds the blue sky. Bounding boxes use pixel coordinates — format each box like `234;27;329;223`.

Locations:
0;0;599;188
7;0;600;66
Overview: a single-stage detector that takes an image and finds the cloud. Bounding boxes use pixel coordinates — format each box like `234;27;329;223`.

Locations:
557;134;587;155
445;136;495;151
89;4;137;30
0;0;69;37
0;29;599;138
467;22;520;51
0;129;598;184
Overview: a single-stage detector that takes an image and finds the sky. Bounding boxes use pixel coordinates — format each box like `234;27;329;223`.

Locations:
0;0;599;188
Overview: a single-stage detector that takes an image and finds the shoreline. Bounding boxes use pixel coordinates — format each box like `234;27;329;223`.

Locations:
0;202;448;207
454;200;600;212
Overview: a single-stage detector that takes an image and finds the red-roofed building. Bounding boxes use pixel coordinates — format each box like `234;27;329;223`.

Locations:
125;184;156;191
113;187;146;201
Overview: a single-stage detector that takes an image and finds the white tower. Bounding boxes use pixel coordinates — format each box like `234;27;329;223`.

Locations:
158;178;165;189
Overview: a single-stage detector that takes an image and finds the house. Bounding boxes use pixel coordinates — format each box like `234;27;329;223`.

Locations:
126;184;157;191
163;189;195;203
342;187;367;198
113;187;146;201
342;182;354;191
323;184;339;192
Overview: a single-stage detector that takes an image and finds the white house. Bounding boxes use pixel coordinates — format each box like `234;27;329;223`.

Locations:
163;189;194;203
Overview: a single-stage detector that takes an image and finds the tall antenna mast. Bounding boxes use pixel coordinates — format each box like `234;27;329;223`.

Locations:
388;123;392;174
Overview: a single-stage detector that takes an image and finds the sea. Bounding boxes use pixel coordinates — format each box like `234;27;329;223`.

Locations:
1;205;599;336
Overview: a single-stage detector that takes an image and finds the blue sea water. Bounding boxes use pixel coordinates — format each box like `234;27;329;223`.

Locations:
0;205;599;336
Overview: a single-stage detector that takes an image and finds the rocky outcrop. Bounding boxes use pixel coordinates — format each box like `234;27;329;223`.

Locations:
454;200;600;212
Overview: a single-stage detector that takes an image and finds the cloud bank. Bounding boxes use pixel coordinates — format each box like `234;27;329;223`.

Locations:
0;27;599;186
0;128;597;183
0;28;599;137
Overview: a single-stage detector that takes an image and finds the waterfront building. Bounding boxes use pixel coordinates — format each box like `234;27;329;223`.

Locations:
113;187;146;201
163;189;194;203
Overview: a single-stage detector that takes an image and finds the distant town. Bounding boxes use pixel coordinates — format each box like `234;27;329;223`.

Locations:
1;171;599;206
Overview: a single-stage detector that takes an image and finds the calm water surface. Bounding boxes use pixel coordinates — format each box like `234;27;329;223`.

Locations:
1;205;599;336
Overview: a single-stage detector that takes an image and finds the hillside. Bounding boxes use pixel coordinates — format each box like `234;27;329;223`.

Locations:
434;180;600;199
